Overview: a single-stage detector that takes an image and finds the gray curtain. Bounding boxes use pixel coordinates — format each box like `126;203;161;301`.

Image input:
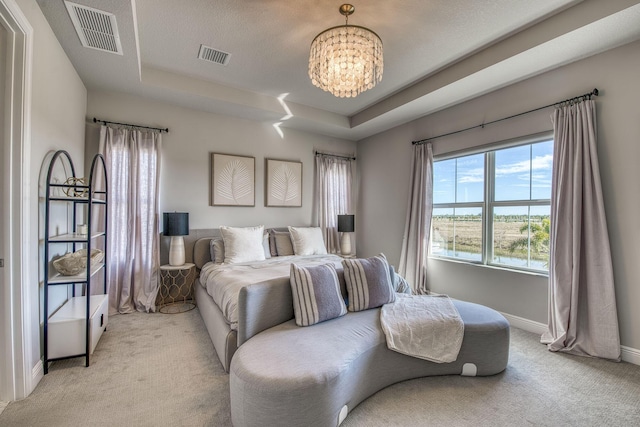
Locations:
541;100;620;360
399;143;433;294
99;126;162;314
314;155;353;254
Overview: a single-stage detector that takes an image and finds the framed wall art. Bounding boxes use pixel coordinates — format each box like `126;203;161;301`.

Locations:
265;158;302;207
210;153;255;206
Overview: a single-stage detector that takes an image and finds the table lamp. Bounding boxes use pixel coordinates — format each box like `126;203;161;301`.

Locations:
163;212;189;266
337;214;355;256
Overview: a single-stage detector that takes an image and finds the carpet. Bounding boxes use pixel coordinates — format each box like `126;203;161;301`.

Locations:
1;309;639;426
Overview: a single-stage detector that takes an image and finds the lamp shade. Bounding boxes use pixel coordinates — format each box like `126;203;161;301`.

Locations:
337;215;355;233
163;212;189;236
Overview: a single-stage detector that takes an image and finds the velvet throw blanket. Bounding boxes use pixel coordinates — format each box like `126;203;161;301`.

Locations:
381;294;464;363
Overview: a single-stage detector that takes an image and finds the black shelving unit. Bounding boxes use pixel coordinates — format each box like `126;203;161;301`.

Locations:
43;150;108;374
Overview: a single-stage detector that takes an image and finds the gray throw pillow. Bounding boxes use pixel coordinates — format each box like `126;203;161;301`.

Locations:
290;263;347;327
271;230;294;256
209;238;225;264
342;253;396;312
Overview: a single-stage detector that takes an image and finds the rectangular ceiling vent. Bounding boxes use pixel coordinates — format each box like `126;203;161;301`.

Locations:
198;45;231;66
65;1;123;55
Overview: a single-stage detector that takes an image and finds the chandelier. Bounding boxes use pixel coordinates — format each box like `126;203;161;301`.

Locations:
309;4;383;98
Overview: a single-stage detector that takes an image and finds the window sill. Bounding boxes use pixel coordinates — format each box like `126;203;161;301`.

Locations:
427;256;549;278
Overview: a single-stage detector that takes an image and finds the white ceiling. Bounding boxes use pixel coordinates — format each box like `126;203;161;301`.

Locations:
36;0;640;141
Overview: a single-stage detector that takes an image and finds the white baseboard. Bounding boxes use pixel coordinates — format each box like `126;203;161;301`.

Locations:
499;312;547;335
500;311;640;366
621;346;640;365
31;360;43;391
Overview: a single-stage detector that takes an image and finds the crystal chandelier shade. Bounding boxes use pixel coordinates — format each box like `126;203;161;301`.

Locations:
308;5;383;98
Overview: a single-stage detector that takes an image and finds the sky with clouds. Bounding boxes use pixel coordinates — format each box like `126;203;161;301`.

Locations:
433;140;553;209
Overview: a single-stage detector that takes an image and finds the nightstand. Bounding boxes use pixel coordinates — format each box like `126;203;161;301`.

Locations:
158;263;196;314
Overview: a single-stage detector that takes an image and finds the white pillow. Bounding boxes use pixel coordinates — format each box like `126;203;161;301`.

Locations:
219;225;266;264
288;226;328;256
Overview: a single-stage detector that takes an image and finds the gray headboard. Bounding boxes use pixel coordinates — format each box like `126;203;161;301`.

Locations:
161;227;293;270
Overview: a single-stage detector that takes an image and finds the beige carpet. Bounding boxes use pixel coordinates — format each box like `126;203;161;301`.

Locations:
1;308;639;426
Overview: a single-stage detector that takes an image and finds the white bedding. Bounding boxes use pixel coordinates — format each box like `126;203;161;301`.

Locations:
380;294;464;363
199;254;344;330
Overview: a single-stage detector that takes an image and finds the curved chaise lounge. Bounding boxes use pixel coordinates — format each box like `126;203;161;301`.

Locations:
230;291;509;427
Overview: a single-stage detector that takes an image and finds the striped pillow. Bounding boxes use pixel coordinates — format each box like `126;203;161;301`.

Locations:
342;254;396;312
290;263;347;327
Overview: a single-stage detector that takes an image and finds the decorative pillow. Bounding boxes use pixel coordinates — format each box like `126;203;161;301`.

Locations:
270;230;294;256
209;238;225;264
268;232;278;257
262;233;271;259
288;226;328;256
219;225;266;264
290;263;347;327
342;253;396;312
389;264;412;295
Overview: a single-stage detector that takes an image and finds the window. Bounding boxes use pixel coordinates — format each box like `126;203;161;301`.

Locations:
431;135;553;273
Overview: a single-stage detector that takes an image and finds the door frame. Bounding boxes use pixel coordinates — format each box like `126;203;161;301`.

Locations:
0;0;34;401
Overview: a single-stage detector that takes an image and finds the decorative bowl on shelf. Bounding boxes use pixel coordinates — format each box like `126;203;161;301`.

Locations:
52;249;104;276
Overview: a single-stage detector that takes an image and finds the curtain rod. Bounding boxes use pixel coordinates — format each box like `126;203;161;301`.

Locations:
315;151;356;161
93;117;169;133
412;88;599;145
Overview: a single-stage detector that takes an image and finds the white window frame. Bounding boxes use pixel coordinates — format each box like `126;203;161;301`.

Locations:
430;131;553;275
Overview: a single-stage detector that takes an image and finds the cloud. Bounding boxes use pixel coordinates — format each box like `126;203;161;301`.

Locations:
496;154;552;176
458;167;484;183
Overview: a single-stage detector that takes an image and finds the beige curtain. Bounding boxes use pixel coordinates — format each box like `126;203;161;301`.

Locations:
399;143;433;294
99;126;162;314
314;155;353;254
541;100;620;360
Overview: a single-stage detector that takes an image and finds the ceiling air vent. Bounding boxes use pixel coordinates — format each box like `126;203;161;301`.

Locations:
198;45;231;66
65;1;123;55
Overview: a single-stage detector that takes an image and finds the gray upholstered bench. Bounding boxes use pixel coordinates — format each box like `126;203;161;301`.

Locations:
230;299;509;427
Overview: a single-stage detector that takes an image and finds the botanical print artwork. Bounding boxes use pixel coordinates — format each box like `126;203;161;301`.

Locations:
211;153;255;206
265;159;302;207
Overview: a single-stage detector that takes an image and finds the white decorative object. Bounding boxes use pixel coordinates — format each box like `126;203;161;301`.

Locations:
169;236;186;266
77;224;88;237
210;153;255;206
53;249;104;276
340;233;352;256
309;4;383;98
265;159;302;207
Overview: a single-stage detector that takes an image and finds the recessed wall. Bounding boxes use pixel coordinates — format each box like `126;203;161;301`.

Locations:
85;90;357;231
357;40;640;351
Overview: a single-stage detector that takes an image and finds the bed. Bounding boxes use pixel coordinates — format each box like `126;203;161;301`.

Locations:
190;226;343;372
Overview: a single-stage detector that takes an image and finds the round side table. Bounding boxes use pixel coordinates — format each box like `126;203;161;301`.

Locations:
158;263;196;314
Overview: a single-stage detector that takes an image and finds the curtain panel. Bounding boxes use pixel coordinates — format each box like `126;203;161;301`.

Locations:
99;126;162;314
542;100;621;360
399;143;433;294
314;155;353;254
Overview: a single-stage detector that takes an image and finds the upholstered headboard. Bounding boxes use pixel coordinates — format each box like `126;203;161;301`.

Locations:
193;235;218;269
168;227;292;270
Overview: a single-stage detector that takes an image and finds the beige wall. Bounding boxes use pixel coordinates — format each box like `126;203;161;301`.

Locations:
14;0;87;379
85;90;357;231
357;40;640;351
